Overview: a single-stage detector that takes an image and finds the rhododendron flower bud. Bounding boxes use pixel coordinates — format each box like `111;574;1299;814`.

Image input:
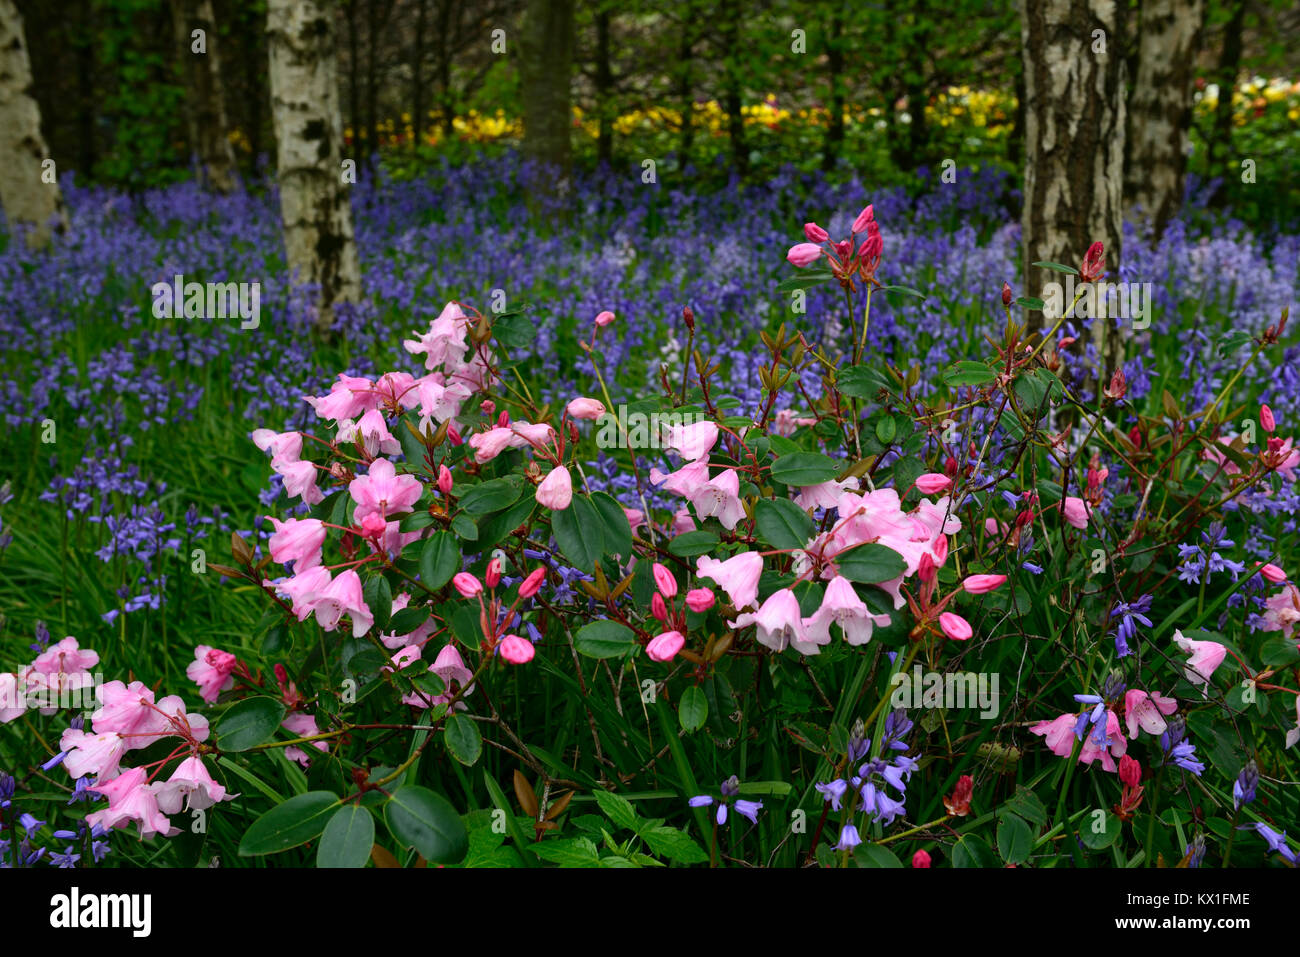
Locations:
1118;754;1142;788
438;465;453;494
786;243;823;267
651;593;669;622
594;310;616;327
1079;241;1105;283
1062;496;1091;529
851;204;874;234
682;305;695;331
359;511;389;539
858;226;883;263
1001;282;1012;307
519;567;546;598
803;222;828;243
918;552;937;583
1104;367;1127;400
447;423;463;445
944;775;974;816
1015;508;1035;528
653;563;678;598
499;634;535;664
566;397;606;420
485;558;502;588
453;573;482;598
685;588;715;613
912;849;932;868
939;612;972;641
536;465;573;510
646;630;685;662
1261;404;1276;433
187;645;238;704
915;473;951;495
1259;563;1287;584
962;574;1006;594
932;535;950;564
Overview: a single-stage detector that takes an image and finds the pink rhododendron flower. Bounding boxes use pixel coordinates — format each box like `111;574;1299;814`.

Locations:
306;374;381;422
1124;689;1178;739
566;397;606;420
685;588;715;613
153;756;234;814
914;473;951;495
0;672;25;723
403;302;470;370
662;421;719;461
687;467;745;530
786;242;822;267
697;552;763;610
793;477;859;510
186;645;238;703
355;408;401;456
30;637;99;675
803;576;891;647
349;458;422;524
91;680;168;738
282;712;329;766
267;516;327;570
731;588;809;653
251;428;303;466
379;592;440;650
273;565;333;621
277;459;325;505
1062;496;1091;529
499;634;535;664
962;574;1006;594
939;612;972;641
646;630;685;662
1031;711;1127;773
85;766;181;840
1173;630;1227;690
311;569;373;637
1259;584;1299;643
59;728;127;780
653;563;678;598
536;465;574;510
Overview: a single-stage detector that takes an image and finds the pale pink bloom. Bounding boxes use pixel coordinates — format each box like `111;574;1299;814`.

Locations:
272;565;332;621
373;372;421;409
731;588;808;653
499;634;535;664
984;517;1009;539
697;552;762;611
1031;711;1127;773
1124;689;1178;739
0;673;26;723
962;574;1006;594
153;756;233;814
803;223;828;243
688;467;746;530
282;712;329;766
566;397;606;420
646;631;685;662
312;569;374;637
672;508;696;536
794;477;859;510
851;204;874;233
1173;629;1227;689
786;243;823;267
510;421;558;450
662;421;719;461
154;695;209;743
275;459;325;505
803;576;890;647
30;637;99;675
651;458;712;498
1259;583;1300;643
1259;563;1287;584
453;573;483;598
623;507;645;532
356;408;401;456
186;645;238;703
594;310;616;327
914;473;951;495
1274;436;1300;481
59;728;127;780
91;680;167;738
536;466;574;510
939;612;972;641
416;378;471;426
653;563;678;598
252;428;303;466
403;302;470;370
267;516;326;570
431;643;474;695
1062;496;1091;529
349;458;422;523
1029;713;1077;759
306;374;380;422
685;588;715;613
468;426;517;464
379;592;440;650
86;766;181;840
1286;696;1300;750
359;512;389;539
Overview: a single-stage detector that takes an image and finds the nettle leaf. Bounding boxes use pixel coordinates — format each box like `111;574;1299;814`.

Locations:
836;543;907;583
678;685;708;733
753;498;815;550
444;713;483;766
769;451;841;486
640;826;708;864
593;790;638;831
239;791;340;857
419;531;460;590
317;805;375;869
531;836;602;867
384;785;468;864
574;619;636;659
215;696;286;752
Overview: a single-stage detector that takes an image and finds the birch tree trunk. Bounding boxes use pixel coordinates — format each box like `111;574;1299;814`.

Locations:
0;0;67;250
1020;0;1128;375
1123;0;1203;239
170;0;239;193
519;0;574;193
267;0;361;330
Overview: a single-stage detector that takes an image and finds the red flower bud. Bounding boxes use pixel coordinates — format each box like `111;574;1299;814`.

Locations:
944;775;974;817
1001;282;1012;307
519;566;546;599
485;558;502;588
651;592;668;622
438;465;453;494
1119;755;1142;788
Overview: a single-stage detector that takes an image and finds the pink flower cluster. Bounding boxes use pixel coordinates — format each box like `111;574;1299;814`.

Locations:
0;637;100;723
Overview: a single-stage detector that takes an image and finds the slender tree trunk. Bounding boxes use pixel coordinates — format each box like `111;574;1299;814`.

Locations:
170;0;239;192
345;0;361;152
411;0;427;152
0;0;67;249
74;5;97;177
720;6;746;177
365;0;378;154
821;10;844;172
677;24;694;167
594;5;613;168
519;0;575;194
437;0;453;137
1020;0;1128;310
1123;0;1202;238
267;0;361;330
1205;0;1244;204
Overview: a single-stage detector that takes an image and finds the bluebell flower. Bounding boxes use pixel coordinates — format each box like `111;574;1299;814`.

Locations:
1233;760;1258;810
834;824;862;851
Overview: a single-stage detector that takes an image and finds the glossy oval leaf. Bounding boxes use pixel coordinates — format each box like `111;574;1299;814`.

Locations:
215;696;287;752
238;791;340;857
317;804;375;869
384;784;468;864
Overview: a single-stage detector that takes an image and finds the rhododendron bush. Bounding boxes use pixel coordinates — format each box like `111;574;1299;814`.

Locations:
3;200;1298;871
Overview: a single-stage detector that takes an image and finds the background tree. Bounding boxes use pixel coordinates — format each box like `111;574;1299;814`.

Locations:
170;0;240;192
0;0;66;248
518;0;575;190
267;0;360;329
